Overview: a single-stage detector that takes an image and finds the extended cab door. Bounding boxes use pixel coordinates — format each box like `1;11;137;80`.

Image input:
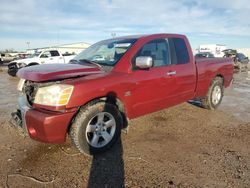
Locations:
129;38;175;117
166;38;196;104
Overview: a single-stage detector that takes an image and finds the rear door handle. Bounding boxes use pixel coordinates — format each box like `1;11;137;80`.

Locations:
166;71;176;76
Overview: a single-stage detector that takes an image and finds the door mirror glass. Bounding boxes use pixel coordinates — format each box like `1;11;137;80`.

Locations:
135;56;153;69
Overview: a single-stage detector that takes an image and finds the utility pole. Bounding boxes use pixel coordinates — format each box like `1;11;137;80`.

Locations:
111;33;116;38
26;42;30;49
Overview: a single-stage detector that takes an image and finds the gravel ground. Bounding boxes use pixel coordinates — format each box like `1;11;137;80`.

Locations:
0;67;250;188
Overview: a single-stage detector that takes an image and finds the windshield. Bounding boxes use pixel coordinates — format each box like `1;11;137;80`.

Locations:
73;38;137;67
28;52;41;58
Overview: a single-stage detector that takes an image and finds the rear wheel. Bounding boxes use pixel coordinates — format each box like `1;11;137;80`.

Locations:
70;101;122;155
202;77;224;110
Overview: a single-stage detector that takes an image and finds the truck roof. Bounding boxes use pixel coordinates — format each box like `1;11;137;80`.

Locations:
110;33;186;40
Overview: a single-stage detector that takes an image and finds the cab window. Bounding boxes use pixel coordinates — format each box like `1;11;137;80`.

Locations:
40;51;51;58
170;38;190;64
50;50;60;57
134;38;170;68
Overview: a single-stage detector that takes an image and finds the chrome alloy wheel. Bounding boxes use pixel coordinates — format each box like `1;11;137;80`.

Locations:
212;85;222;105
85;112;116;148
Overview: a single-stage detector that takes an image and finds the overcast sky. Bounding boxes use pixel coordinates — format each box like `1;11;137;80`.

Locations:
0;0;250;51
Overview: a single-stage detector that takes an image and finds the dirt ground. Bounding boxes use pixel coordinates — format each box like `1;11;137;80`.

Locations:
0;66;250;188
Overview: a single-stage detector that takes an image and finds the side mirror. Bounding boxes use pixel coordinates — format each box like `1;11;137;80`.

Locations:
135;56;153;69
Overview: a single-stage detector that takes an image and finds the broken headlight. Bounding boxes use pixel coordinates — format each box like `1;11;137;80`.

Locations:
34;84;74;106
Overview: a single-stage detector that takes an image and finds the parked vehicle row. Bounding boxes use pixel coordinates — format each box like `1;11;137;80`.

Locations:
10;33;234;155
0;53;17;64
7;49;76;76
195;48;249;72
223;49;249;71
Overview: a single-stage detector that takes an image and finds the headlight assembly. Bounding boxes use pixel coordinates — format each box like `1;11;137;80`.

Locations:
17;78;25;92
34;84;74;106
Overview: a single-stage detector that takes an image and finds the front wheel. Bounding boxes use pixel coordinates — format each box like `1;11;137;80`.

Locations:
202;77;224;110
70;101;122;155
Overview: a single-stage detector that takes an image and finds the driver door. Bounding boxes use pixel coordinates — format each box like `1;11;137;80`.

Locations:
128;38;176;117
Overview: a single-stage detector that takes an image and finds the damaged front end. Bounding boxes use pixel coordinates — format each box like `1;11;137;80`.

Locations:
10;79;58;131
9;95;30;135
9;79;76;143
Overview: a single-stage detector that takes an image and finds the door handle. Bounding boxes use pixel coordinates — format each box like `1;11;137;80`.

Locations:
166;71;176;76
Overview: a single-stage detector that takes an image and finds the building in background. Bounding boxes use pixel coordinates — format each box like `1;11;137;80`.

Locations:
198;44;227;57
26;42;90;55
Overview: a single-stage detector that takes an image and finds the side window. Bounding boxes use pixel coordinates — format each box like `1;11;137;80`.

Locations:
50;50;60;57
40;51;51;58
171;38;190;64
134;39;170;68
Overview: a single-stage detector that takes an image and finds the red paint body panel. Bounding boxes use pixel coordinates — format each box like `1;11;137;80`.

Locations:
25;108;76;143
195;57;234;97
17;34;234;143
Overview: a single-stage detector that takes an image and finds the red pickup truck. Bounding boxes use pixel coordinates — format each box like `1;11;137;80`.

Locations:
11;34;233;155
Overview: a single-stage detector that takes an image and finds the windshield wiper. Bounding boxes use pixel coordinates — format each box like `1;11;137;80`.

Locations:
79;59;102;68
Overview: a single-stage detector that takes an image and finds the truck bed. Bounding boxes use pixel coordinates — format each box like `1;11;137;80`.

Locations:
195;57;234;97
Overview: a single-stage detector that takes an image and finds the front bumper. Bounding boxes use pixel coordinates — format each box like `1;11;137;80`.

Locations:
10;96;76;143
8;62;19;76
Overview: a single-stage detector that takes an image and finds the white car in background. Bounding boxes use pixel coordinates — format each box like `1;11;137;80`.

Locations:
0;53;17;64
8;50;76;76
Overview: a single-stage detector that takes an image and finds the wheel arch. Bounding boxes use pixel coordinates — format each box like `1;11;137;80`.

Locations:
69;94;128;131
27;62;39;66
201;74;224;110
213;74;224;85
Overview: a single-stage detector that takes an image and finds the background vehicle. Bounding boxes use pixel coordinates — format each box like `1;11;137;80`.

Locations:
223;49;249;71
11;34;234;155
0;53;17;64
236;53;249;64
195;52;215;58
199;44;226;57
15;53;30;60
7;49;76;76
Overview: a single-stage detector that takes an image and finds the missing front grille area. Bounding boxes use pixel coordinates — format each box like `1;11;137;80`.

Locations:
22;80;60;106
23;81;38;105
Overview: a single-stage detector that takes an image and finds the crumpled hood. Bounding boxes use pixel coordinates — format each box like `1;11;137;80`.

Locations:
17;63;103;82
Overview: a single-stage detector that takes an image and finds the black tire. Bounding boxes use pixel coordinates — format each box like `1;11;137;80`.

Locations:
8;62;19;76
202;77;224;110
70;101;122;155
8;69;18;77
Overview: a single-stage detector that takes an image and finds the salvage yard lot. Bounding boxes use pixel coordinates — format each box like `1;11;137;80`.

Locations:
0;67;250;187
